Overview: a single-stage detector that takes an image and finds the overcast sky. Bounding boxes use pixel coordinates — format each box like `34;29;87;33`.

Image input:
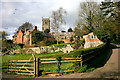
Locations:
0;0;103;40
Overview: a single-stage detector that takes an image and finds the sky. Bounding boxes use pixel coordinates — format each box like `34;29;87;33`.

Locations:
0;0;104;40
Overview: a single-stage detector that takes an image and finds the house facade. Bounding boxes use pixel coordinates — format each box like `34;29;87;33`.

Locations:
83;32;103;48
13;26;54;46
53;32;76;43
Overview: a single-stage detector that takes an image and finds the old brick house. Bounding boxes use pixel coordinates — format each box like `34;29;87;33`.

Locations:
13;26;54;46
83;32;103;48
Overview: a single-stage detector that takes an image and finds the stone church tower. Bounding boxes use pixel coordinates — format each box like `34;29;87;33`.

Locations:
42;17;50;32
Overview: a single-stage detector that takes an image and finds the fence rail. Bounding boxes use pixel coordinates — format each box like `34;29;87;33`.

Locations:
40;57;82;64
8;54;39;77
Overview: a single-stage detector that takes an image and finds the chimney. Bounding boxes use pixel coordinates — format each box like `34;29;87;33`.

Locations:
25;28;27;32
49;32;53;35
34;26;37;30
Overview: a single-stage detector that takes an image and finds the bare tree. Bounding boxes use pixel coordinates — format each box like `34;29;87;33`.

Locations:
51;7;67;45
76;0;100;34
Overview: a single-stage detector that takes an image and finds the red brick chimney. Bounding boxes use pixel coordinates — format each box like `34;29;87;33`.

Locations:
34;26;37;30
25;28;28;32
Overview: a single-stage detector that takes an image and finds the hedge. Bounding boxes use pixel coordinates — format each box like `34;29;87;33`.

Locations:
72;43;106;62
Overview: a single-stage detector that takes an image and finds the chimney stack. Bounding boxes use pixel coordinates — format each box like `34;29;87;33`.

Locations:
25;28;27;32
34;26;37;30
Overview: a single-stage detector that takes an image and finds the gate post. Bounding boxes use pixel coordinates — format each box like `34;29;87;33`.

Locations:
8;60;9;72
36;58;39;77
34;57;36;77
80;55;83;67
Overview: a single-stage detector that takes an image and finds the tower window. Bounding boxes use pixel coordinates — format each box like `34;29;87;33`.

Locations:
45;22;47;24
19;36;21;40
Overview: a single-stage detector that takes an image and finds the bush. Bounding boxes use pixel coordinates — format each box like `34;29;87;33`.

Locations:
56;56;62;73
78;40;85;46
54;40;57;44
33;44;38;47
14;43;24;49
86;68;95;72
44;40;54;46
72;43;106;58
59;41;64;44
77;65;87;73
94;30;110;43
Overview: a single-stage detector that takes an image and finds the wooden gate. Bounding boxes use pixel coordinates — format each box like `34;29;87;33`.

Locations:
8;54;39;77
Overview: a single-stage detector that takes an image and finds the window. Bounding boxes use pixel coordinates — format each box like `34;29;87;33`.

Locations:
46;48;48;52
88;35;90;39
42;27;44;30
27;41;29;44
45;22;47;24
26;35;30;38
91;35;94;39
65;36;67;39
94;36;96;39
72;35;73;37
15;38;16;41
19;36;21;40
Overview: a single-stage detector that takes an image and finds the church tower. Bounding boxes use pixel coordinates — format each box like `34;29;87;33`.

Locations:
42;17;50;32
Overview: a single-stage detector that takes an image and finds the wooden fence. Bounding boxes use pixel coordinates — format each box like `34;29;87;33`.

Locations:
8;54;39;77
39;57;83;74
7;47;103;77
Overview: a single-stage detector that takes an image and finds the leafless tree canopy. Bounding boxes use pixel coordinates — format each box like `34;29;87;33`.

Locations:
51;7;67;33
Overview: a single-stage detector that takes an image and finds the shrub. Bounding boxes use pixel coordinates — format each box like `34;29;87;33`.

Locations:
33;44;38;47
65;72;69;75
69;71;74;74
58;41;64;44
77;65;87;73
72;43;106;58
32;31;43;44
86;68;95;72
54;40;57;44
56;56;62;73
60;72;64;75
14;43;24;49
94;30;110;43
44;40;54;46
